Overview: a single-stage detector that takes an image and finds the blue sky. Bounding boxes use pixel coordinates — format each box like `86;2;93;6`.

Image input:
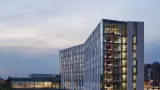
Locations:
0;0;160;78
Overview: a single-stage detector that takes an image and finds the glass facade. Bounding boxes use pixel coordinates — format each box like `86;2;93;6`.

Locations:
59;44;84;90
102;20;127;90
11;77;60;89
83;21;103;90
59;19;144;90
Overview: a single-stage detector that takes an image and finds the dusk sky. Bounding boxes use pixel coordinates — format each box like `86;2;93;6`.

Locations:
0;0;160;78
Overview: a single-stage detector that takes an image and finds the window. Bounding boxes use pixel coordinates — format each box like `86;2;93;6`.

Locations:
122;45;127;51
122;75;127;82
122;37;127;44
133;67;136;75
122;83;127;90
122;24;127;36
133;52;136;59
122;68;127;74
133;59;136;66
133;75;136;82
133;22;137;36
133;45;136;52
133;36;137;44
122;60;127;67
122;52;127;59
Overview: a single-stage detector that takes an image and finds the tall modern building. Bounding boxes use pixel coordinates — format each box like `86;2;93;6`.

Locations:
144;62;160;89
59;19;144;90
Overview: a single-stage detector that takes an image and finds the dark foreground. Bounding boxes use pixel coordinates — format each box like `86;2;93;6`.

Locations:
12;88;66;90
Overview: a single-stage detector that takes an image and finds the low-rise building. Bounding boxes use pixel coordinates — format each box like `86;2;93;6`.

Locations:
11;74;62;90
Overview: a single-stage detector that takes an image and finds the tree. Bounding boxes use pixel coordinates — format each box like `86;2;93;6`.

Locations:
0;83;11;90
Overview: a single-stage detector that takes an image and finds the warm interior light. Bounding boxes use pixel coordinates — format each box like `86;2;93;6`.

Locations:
133;68;136;74
122;75;126;82
133;36;136;44
133;60;136;66
122;60;127;67
122;68;127;74
122;45;127;51
133;52;136;58
122;52;127;59
133;75;136;82
133;45;136;51
122;37;127;44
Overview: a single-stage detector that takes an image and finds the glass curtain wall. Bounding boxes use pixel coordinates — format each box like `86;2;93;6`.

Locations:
60;45;83;90
84;22;103;90
12;81;59;88
103;20;127;90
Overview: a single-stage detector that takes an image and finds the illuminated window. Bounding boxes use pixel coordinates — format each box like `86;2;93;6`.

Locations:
53;83;55;88
44;82;52;88
122;68;127;74
122;52;127;59
104;69;112;74
122;75;127;82
133;36;136;44
104;70;107;74
56;83;59;89
133;75;136;82
114;30;118;34
133;68;136;74
133;83;136;89
122;83;127;90
133;45;136;51
122;60;127;67
122;37;127;44
104;85;107;89
133;59;136;66
133;52;136;59
122;45;127;51
105;28;110;34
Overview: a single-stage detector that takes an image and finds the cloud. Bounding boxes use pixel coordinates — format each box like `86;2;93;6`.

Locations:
0;70;9;74
0;13;92;53
0;0;160;78
0;0;159;51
